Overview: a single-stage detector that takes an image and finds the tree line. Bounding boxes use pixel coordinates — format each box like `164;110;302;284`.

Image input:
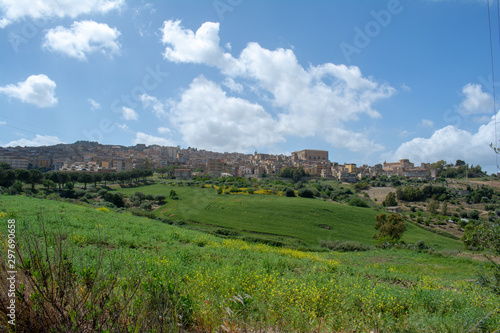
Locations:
0;162;153;191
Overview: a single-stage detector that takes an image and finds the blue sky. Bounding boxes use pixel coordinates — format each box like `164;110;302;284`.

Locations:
0;0;499;172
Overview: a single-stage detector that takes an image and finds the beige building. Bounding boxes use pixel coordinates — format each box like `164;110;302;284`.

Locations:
344;163;357;173
292;149;329;162
383;159;430;179
0;154;29;169
174;168;192;180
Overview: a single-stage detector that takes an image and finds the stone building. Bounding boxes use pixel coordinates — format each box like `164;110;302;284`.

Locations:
291;149;329;163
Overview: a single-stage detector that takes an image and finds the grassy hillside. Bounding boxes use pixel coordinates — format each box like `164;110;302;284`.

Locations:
115;183;463;250
0;195;498;332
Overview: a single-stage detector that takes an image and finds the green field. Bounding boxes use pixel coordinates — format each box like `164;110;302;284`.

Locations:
0;195;498;332
115;183;463;251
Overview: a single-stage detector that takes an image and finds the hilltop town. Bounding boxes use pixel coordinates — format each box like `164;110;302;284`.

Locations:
0;141;467;181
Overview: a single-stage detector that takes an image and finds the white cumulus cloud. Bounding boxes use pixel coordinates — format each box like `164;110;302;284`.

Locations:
43;20;120;60
0;0;124;28
121;106;138;121
0;74;57;108
161;20;241;74
160;20;394;153
169;75;284;152
140;94;167;118
389;111;500;166
133;132;174;146
420;119;434;127
2;134;63;147
158;126;170;134
459;83;494;115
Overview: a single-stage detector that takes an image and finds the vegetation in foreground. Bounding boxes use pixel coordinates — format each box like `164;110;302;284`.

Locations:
0;195;499;332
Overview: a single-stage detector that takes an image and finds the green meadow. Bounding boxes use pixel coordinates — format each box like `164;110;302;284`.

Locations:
115;182;463;251
0;192;498;332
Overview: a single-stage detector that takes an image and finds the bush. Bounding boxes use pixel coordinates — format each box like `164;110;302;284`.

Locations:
374;213;406;241
348;197;369;208
320;240;373;252
468;210;479;220
384;192;397;207
154;194;167;204
0;224;192;332
284;187;295;197
75;189;87;198
169;190;179;200
140;202;153;211
297;188;315;198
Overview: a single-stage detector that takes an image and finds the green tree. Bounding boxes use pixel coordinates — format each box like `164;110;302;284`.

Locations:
154;194;167;204
384;192;397;207
156;167;169;178
43;179;56;190
427;200;439;215
15;169;30;186
297;188;314;198
462;222;500;294
92;173;102;187
374;213;406;242
27;169;44;190
284;187;295;197
430;160;446;176
103;172;114;186
0;169;16;187
169;190;178;200
0;162;12;170
441;201;448;216
78;173;93;190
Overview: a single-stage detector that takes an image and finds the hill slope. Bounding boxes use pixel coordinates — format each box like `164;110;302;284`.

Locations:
116;183;463;250
0;195;498;332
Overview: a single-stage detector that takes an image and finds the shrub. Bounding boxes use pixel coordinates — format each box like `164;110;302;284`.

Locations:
427;200;439;215
0;225;192;332
154;194;167;204
320;240;373;252
384;192;397;207
297;188;314;198
374;213;406;242
348;197;369;208
468;210;479;220
140;202;153;211
75;189;87;198
284;187;295;197
135;191;146;203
